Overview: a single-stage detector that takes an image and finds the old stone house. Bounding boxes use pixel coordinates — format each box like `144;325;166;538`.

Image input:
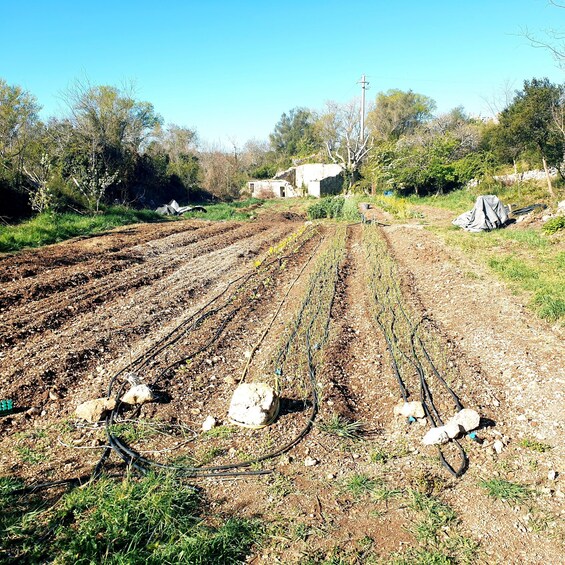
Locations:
248;163;343;199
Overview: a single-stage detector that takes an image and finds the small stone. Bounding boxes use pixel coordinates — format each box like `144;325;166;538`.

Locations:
422;427;450;445
202;416;217;432
121;384;154;405
326;473;335;480
49;390;61;401
224;376;237;385
304;457;318;467
548;470;558;481
394;401;425;419
75;397;116;423
493;440;504;454
450;409;480;432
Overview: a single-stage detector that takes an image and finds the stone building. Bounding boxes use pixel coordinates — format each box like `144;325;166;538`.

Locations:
248;163;343;199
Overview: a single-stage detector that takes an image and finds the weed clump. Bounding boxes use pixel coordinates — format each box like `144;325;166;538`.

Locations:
0;472;262;563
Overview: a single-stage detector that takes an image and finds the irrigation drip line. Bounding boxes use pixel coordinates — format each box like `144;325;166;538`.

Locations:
365;226;468;477
96;225;346;479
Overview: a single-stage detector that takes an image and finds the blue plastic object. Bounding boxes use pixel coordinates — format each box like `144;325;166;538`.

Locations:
0;399;13;414
407;416;416;424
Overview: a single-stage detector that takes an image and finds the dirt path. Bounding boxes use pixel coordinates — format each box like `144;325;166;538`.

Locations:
0;216;563;564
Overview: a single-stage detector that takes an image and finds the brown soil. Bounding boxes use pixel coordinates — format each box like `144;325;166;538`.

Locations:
0;213;563;564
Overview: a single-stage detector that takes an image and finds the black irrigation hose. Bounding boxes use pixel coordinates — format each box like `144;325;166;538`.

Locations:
367;226;468;477
100;225;344;479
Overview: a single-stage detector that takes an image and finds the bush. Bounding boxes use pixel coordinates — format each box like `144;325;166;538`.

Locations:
307;196;345;219
543;215;565;235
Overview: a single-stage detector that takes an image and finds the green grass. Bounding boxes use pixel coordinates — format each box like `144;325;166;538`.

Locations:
0;206;166;253
182;198;264;221
0;472;263;564
519;438;553;453
318;414;363;439
479;478;530;502
343;474;377;498
438;227;565;324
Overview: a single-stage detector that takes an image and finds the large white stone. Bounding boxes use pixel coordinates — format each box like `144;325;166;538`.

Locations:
75;397;116;423
422;426;450;445
444;420;464;439
121;384;155;405
228;383;279;428
450;409;480;432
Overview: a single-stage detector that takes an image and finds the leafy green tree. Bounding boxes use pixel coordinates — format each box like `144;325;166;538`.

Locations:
0;79;40;185
269;107;320;161
63;81;162;208
496;78;563;196
366;89;435;141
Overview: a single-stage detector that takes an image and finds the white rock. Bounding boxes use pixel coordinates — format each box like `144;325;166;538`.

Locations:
548;470;558;481
444;421;464;439
228;382;279;427
202;416;217;432
304;456;318;467
121;384;155;405
75;397;116;423
451;408;480;432
422;426;450;445
393;400;425;419
493;439;504;454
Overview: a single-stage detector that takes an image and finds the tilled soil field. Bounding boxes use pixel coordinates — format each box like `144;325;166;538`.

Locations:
0;214;563;564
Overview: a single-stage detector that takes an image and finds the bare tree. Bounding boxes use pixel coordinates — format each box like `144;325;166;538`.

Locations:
316;99;371;187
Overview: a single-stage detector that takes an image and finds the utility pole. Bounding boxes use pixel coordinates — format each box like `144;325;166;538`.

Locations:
358;74;369;143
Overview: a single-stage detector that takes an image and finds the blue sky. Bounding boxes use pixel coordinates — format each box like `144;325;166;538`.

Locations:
1;0;564;146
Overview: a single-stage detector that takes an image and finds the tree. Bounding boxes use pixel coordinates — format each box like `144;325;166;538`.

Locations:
154;124;200;198
316;98;371;187
269;107;320;161
63;81;162;207
497;78;563;197
0;79;40;184
366;89;435;141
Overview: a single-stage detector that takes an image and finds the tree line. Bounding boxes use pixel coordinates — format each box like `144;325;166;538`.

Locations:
1;76;563;219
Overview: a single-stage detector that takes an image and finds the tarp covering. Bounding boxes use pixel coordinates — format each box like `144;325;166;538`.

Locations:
452;195;509;232
155;200;206;215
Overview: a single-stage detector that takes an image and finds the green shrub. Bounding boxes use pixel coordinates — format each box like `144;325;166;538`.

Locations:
307;196;345;219
543;215;565;235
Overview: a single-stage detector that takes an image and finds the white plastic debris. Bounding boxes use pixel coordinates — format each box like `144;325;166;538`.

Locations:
228;382;279;428
121;384;155;405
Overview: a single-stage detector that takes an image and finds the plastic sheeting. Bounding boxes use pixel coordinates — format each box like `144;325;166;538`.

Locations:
452;195;509;232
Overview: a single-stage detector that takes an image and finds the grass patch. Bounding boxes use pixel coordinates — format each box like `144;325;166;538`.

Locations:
0;206;165;253
318;414;363;439
479;478;530;502
437;226;565;324
182;198;264;221
519;438;552;452
0;472;262;563
343;474;377;498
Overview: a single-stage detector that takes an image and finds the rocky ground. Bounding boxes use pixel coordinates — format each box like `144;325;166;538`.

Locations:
0;208;563;564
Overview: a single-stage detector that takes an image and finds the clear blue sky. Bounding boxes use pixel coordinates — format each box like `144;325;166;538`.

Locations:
1;0;564;147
